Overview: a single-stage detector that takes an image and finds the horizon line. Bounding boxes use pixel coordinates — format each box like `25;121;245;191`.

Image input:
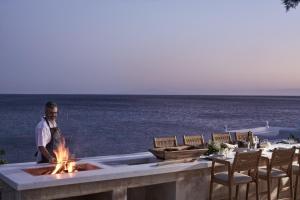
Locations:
1;93;300;97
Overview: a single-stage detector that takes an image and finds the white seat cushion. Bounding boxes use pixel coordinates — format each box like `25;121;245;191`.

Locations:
258;167;287;178
214;172;252;184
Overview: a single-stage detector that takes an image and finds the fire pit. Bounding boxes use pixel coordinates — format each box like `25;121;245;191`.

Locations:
23;163;100;176
23;137;100;176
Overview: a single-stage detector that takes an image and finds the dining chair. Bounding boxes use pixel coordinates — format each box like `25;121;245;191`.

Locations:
235;132;251;148
183;135;205;147
258;147;295;200
293;148;300;200
209;150;262;200
153;136;178;148
235;132;250;142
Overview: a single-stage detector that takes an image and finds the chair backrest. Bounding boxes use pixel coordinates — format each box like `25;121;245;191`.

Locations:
270;147;295;168
298;148;300;164
212;133;232;144
235;132;249;142
232;150;262;173
183;135;204;146
153;136;178;148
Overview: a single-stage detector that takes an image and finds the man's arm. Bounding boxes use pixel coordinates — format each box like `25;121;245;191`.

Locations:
38;146;56;163
36;125;56;163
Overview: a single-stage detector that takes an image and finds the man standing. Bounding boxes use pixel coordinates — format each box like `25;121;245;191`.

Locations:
35;101;63;163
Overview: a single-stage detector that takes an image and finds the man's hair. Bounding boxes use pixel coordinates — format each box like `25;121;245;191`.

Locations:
45;101;58;109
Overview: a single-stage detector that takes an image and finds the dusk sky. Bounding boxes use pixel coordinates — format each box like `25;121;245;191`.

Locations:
0;1;300;95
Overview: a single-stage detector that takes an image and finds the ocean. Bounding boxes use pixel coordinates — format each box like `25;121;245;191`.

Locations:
1;95;300;163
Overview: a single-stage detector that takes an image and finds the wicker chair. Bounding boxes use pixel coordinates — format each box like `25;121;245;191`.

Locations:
153;136;178;148
183;135;204;146
258;147;295;200
212;132;232;144
209;150;262;200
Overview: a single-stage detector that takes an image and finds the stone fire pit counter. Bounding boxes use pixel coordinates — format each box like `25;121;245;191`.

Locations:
0;152;212;191
1;150;297;200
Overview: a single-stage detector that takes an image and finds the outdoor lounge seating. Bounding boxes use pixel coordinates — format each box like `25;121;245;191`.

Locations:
212;132;232;144
153;136;178;148
151;135;208;160
183;135;205;147
209;150;262;200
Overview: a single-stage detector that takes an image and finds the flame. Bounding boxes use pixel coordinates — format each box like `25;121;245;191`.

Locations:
51;138;76;175
67;161;75;173
51;163;63;175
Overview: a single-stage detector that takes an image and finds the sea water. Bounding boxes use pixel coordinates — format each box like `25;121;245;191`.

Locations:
0;95;300;163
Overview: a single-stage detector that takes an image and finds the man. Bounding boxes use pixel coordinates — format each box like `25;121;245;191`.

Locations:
35;101;63;163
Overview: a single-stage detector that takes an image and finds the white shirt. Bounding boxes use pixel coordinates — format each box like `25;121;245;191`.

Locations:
35;117;57;162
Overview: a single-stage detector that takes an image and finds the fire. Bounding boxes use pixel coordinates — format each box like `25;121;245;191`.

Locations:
51;138;76;174
67;161;76;173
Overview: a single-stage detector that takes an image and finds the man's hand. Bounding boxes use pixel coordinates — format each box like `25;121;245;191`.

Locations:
38;146;56;163
49;156;57;164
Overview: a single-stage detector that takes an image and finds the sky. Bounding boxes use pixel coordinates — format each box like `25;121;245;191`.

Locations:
0;0;300;95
